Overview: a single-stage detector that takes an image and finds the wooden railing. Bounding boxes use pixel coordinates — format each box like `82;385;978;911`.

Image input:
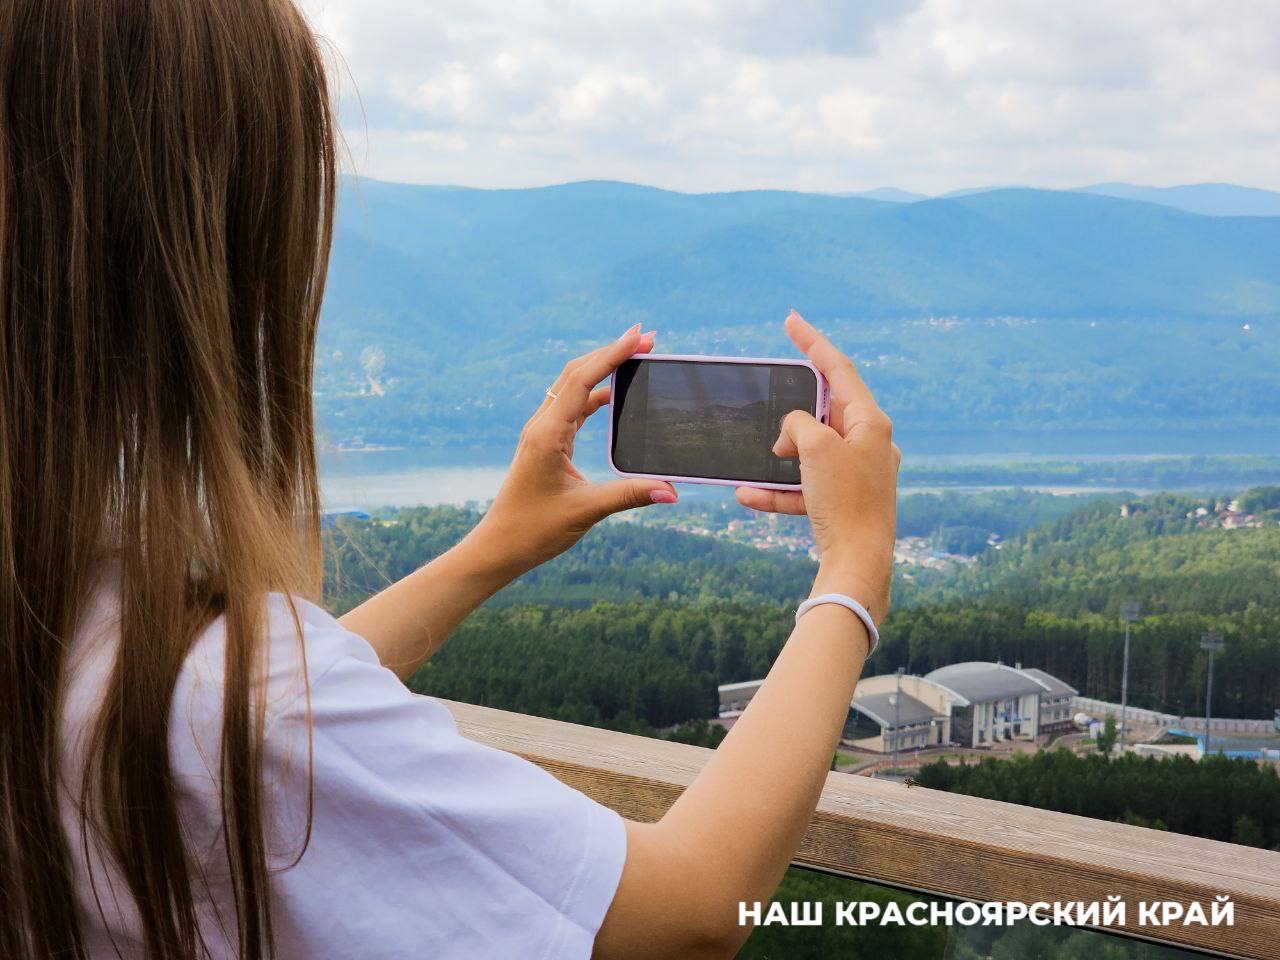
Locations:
443;699;1280;960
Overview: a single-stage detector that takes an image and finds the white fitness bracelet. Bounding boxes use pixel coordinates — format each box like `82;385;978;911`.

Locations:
795;593;880;655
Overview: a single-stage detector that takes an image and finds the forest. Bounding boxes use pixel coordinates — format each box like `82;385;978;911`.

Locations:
914;751;1280;850
405;600;794;732
890;491;1280;716
324;505;817;615
640;487;1111;543
326;488;1280;724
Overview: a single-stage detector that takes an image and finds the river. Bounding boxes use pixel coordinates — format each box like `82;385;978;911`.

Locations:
318;428;1278;510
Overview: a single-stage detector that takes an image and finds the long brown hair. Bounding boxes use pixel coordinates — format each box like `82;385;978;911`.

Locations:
0;0;336;956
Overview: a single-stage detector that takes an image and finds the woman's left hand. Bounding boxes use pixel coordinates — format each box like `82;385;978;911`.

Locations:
344;324;674;677
466;324;678;577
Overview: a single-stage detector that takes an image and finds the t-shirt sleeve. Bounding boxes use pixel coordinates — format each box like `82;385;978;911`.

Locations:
262;623;628;960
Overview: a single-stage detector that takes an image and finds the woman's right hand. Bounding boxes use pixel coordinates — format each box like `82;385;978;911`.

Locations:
735;310;900;624
601;314;898;959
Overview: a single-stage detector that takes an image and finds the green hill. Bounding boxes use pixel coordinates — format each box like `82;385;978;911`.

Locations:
325;493;1280;721
323;506;810;734
323;505;817;615
938;492;1280;616
878;490;1280;718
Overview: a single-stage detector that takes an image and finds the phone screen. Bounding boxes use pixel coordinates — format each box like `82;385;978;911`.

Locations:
610;358;818;485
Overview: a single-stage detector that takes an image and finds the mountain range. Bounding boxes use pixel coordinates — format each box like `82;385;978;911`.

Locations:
316;178;1279;448
844;181;1280;217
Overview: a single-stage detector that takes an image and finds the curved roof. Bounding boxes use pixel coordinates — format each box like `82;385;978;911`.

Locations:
852;691;945;728
1020;667;1078;699
925;662;1048;704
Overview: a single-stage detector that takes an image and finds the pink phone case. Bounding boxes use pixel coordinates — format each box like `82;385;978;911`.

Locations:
606;353;830;491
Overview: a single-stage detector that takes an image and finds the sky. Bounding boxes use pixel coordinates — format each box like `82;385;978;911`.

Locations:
298;0;1280;195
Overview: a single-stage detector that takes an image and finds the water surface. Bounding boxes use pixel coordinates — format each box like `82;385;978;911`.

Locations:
319;432;1270;509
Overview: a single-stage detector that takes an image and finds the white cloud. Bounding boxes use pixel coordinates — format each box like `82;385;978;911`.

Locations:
301;0;1280;193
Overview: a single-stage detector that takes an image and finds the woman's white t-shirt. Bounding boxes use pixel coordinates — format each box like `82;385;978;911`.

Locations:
59;574;628;959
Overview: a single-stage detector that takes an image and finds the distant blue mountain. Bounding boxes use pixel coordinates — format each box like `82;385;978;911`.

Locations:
316;178;1280;447
328;178;1279;330
839;187;928;203
835;181;1280;217
940;185;1028;198
1073;182;1280;217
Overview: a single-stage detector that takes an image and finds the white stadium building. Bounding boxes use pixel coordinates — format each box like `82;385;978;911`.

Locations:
718;661;1078;754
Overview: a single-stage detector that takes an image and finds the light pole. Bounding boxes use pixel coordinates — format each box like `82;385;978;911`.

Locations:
1119;602;1141;750
1201;631;1225;758
892;667;904;772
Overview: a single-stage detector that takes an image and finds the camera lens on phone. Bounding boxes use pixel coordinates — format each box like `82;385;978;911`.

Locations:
784;375;796;386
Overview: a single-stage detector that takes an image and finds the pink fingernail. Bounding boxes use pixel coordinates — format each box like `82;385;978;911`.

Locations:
642;329;656;338
619;322;642;339
649;489;678;504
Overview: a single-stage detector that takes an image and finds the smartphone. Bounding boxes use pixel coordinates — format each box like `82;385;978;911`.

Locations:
607;354;829;490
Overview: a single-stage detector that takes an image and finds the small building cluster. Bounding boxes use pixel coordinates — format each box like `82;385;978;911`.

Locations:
892;535;982;571
1172;499;1275;530
718;661;1079;755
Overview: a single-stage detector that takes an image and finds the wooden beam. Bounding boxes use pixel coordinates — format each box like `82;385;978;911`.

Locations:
442;698;1280;960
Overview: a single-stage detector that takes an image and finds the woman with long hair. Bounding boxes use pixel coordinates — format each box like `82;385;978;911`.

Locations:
0;1;898;957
